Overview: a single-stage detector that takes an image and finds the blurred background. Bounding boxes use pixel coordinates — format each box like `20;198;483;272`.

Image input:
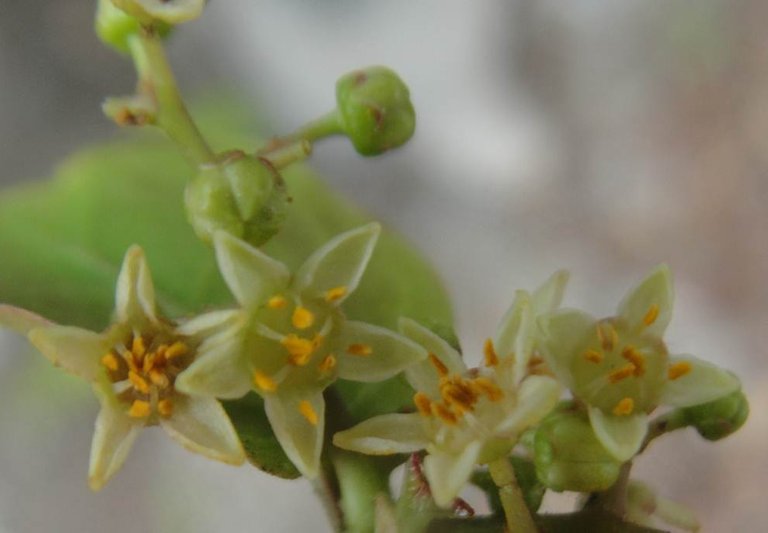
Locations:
1;1;766;531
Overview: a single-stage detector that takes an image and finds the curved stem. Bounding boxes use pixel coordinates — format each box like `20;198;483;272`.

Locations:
488;457;537;533
128;28;216;167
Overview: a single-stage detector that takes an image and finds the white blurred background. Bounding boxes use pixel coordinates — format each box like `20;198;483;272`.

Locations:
1;1;767;531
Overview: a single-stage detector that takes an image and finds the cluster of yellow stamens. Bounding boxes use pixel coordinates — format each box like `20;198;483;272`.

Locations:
414;350;503;426
101;334;190;419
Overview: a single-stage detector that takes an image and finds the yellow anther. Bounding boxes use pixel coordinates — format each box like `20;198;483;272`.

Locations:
622;347;646;376
643;304;660;327
253;370;278;392
583;349;604;364
128;400;151;418
668;361;692;381
292;306;315;330
158;399;174;417
142;353;155;373
483;338;499;367
318;355;337;374
131;336;147;358
347;343;373;357
101;352;120;372
128;371;151;394
149;369;169;388
428;353;449;377
471;377;503;402
414;392;433;416
441;379;478;412
324;286;348;303
298;400;319;426
267;295;288;309
431;402;459;425
282;335;315;366
608;363;637;384
612;397;635;416
165;341;188;360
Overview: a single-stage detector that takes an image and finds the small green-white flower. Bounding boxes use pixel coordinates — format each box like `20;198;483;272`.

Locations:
175;223;427;478
3;246;245;490
333;272;567;506
538;265;741;462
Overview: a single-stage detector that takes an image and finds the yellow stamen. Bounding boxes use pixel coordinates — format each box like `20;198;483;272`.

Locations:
158;399;174;417
253;370;278;392
612;397;634;416
441;379;478;412
131;336;147;358
101;352;119;372
318;355;337;374
643;304;660;327
142;353;156;373
128;400;151;418
428;352;449;377
668;361;692;381
267;294;287;309
608;363;637;384
483;338;499;367
149;369;169;388
431;402;459;425
324;286;348;303
165;341;188;360
282;335;316;366
584;349;604;364
128;371;151;394
298;400;319;426
292;306;315;330
347;343;373;357
597;323;618;352
414;392;433;416
471;377;503;402
622;346;646;376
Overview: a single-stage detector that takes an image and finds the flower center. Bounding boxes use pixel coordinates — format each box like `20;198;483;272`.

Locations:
101;332;191;419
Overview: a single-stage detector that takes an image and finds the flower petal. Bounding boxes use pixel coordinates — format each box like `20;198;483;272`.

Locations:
28;325;108;381
335;321;427;383
333;413;429;455
294;223;380;304
264;390;325;478
423;441;482;507
496;375;561;435
115;245;158;325
660;355;741;408
617;264;673;336
88;387;142;491
537;309;595;389
177;309;241;337
493;290;532;384
175;327;252;399
400;317;464;394
160;395;245;465
588;406;648;462
530;270;570;315
0;304;51;335
213;231;290;309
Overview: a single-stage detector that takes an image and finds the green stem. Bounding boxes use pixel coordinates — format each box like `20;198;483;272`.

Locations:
639;409;688;453
488;457;537;533
128;28;216;166
331;449;391;533
293;110;345;143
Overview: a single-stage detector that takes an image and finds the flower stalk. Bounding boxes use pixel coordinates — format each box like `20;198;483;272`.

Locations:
488;457;537;533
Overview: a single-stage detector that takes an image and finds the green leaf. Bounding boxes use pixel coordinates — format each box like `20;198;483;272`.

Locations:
221;393;300;479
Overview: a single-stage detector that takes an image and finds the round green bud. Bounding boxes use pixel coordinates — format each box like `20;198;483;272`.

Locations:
111;0;206;25
682;389;749;441
534;408;622;492
335;66;416;156
96;0;171;54
184;152;289;247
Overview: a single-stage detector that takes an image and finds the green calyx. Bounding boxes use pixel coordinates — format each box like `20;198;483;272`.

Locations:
96;0;171;54
336;66;416;156
184;152;289;246
533;406;622;492
681;389;749;441
111;0;206;25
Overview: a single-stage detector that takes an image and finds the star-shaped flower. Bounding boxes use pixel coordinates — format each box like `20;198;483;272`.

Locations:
537;265;741;462
333;272;567;506
3;246;245;490
174;223;427;478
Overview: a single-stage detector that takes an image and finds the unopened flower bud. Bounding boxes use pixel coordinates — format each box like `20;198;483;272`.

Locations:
184;152;289;246
682;389;749;441
534;408;622;492
111;0;206;25
335;66;416;156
